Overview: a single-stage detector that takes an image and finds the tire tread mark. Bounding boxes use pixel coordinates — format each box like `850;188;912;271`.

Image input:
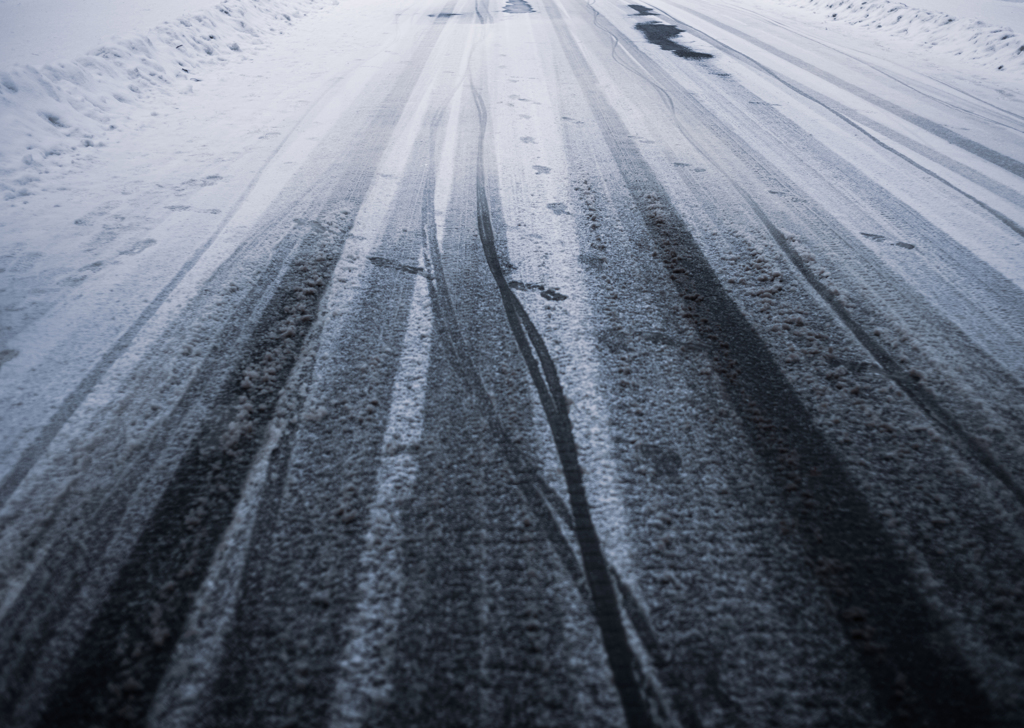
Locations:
596;1;1024;502
469;81;656;728
549;0;993;724
0;214;322;726
741;194;1024;502
0;69;368;508
660;1;1024;182
36;225;342;728
422;106;587;601
21;11;461;726
646;1;1024;240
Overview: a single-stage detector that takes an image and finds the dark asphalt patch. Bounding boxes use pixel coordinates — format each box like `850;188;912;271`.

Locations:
635;22;713;60
628;4;657;15
509;279;568;301
509;280;546;292
503;0;535;13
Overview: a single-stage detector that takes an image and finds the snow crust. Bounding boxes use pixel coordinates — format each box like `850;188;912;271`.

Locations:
0;0;331;196
0;0;224;68
771;0;1024;73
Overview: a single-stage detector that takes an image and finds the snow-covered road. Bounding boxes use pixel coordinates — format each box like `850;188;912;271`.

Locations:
2;0;1024;725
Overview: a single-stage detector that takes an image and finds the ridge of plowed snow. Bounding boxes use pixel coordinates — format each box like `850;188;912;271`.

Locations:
772;0;1024;73
0;0;333;198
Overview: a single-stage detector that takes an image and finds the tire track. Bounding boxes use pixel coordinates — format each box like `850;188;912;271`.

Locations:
201;61;459;727
34;219;339;728
649;1;1024;241
585;0;1024;503
327;261;434;728
416;93;622;724
660;1;1024;183
546;0;994;723
0;9;460;727
0;62;378;508
469;79;657;728
0;211;339;727
423;104;584;590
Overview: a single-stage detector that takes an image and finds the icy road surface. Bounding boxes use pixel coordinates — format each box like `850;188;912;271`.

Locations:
2;0;1024;725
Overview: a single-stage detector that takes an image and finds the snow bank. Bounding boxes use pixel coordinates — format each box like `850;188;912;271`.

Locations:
0;0;332;200
0;0;230;69
773;0;1024;73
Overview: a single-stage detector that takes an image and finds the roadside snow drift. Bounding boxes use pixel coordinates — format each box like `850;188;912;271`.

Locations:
0;0;330;200
774;0;1024;73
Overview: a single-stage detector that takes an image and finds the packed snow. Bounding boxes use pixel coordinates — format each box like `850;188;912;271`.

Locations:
1;0;1019;205
1;0;1023;724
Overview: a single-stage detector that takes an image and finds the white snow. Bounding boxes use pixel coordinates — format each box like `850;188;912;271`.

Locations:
0;0;223;68
769;0;1024;72
0;0;329;193
0;0;398;481
0;0;1021;721
899;0;1024;31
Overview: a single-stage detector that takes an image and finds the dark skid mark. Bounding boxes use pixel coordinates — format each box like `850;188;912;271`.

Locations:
470;85;654;728
628;4;657;15
548;6;991;721
39;229;337;728
533;165;551;174
508;280;545;292
368;255;433;278
546;202;569;215
429;12;460;16
509;279;568;301
635;22;713;60
503;0;535;13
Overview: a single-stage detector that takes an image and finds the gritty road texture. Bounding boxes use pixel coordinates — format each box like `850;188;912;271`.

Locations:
2;0;1024;726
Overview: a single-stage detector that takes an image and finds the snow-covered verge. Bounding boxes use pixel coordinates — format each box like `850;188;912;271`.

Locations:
0;0;334;201
770;0;1024;73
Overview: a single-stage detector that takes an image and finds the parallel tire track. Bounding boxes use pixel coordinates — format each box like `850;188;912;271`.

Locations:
35;220;341;728
659;0;1024;241
589;0;1024;502
420;95;642;723
470;81;657;728
548;0;994;723
0;9;460;727
0;212;338;727
200;54;462;726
